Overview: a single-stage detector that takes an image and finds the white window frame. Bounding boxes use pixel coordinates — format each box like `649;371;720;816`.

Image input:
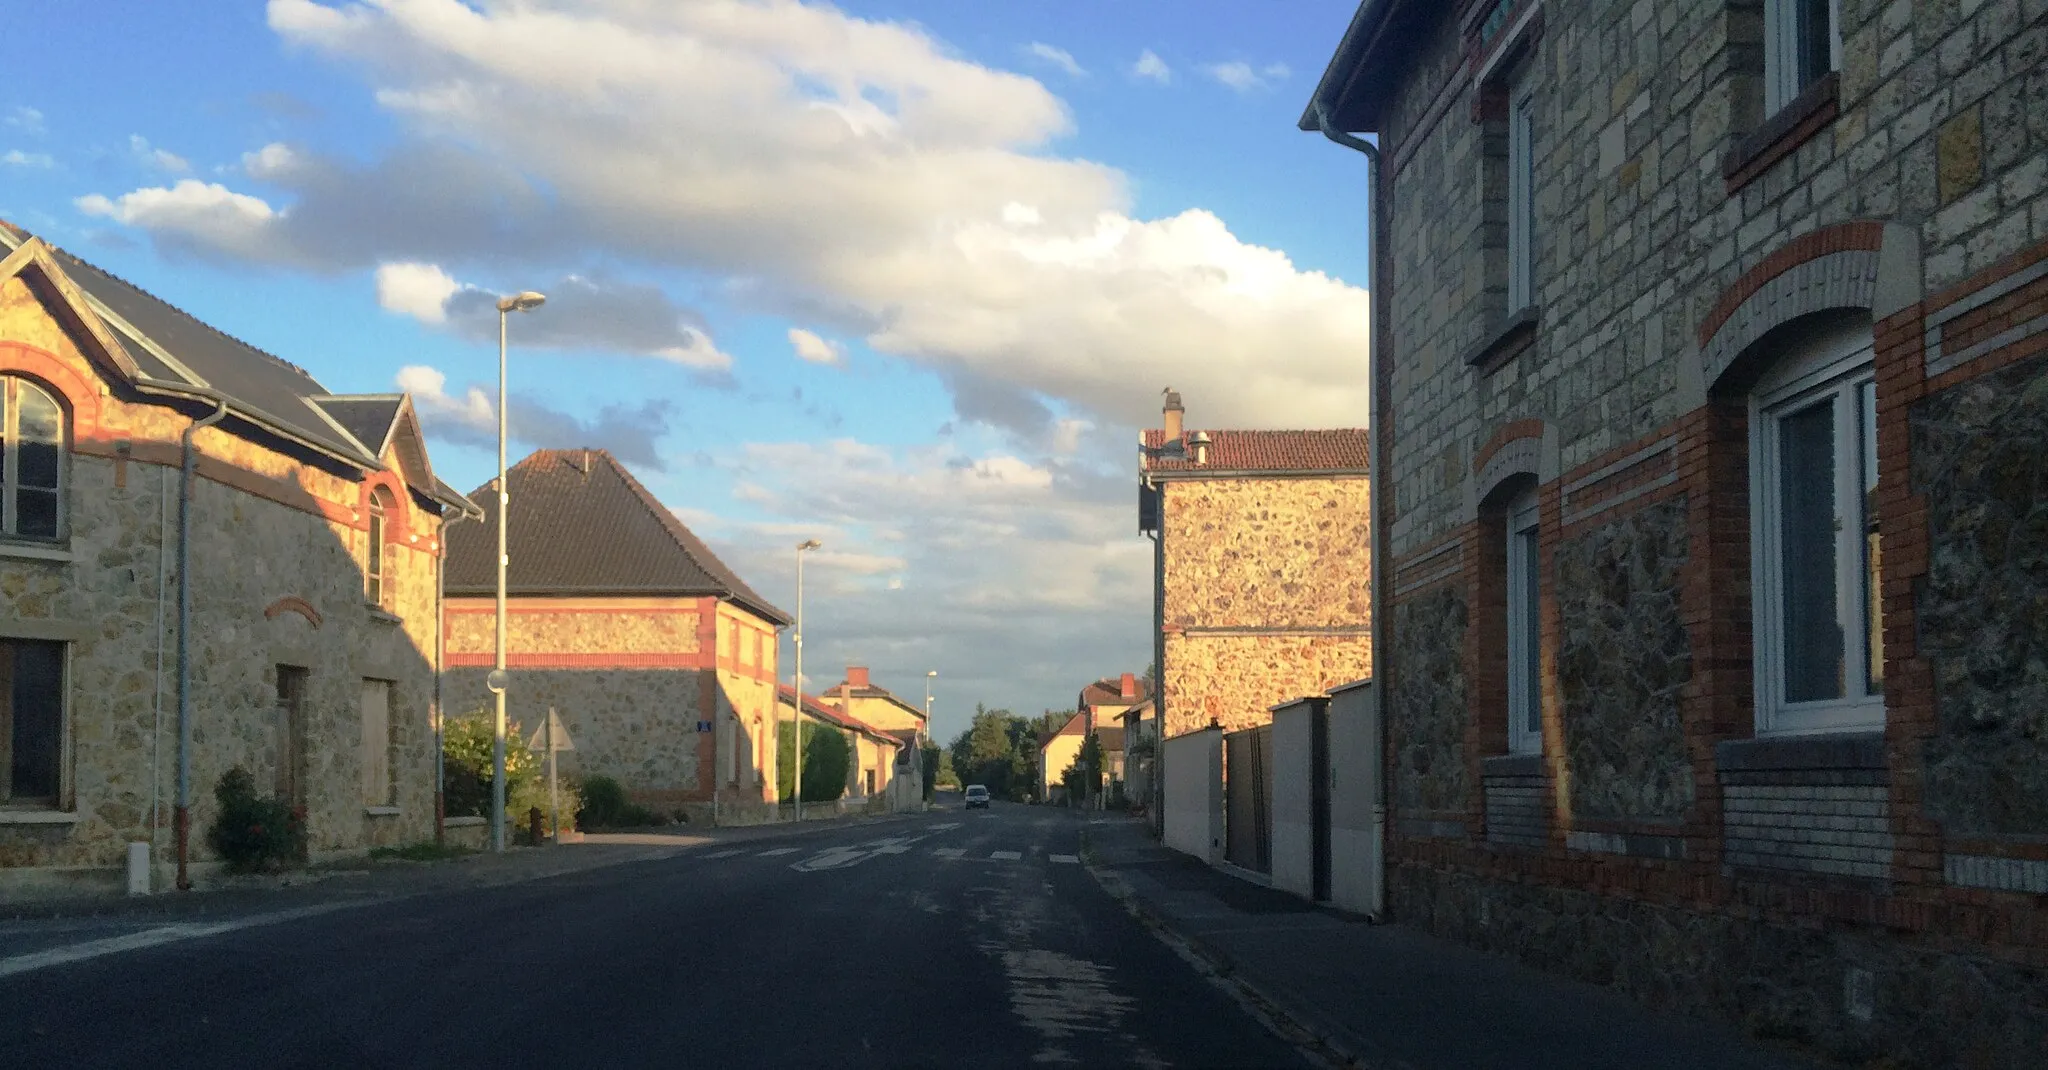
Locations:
365;488;392;610
1764;0;1843;112
1505;490;1543;755
2;377;68;543
1748;321;1881;736
1506;84;1535;312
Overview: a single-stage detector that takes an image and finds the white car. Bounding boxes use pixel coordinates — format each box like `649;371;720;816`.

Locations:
964;784;991;809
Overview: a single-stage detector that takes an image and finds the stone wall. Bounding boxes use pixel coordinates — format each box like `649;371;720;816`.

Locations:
0;280;443;884
1162;477;1370;629
442;665;704;801
1161;632;1373;738
1911;347;2048;838
446;603;701;655
1387;585;1467;815
1552;496;1694;822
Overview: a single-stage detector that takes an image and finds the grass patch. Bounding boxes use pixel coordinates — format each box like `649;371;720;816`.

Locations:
369;841;477;864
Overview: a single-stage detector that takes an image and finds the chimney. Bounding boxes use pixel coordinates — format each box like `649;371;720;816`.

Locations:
1162;388;1184;445
1191;430;1211;466
846;665;870;689
1120;672;1137;699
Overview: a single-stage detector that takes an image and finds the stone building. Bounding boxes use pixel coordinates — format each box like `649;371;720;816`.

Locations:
1075;672;1148;801
822;665;927;801
0;223;476;897
1138;393;1373;742
1305;0;2048;1061
775;684;911;811
442;449;788;824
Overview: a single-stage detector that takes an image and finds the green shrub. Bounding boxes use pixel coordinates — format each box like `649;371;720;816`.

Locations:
206;767;306;874
443;712;577;836
775;720;850;804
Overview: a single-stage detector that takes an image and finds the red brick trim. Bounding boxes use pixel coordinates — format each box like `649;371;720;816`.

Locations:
263;596;323;629
0;342;106;436
444;605;706;618
445;652;709;669
1697;221;1886;348
1473;418;1546;475
1922;233;2048;313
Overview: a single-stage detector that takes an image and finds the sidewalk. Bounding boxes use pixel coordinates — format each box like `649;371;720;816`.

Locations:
1082;815;1825;1070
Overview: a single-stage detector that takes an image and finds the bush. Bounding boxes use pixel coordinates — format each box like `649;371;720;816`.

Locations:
775;721;850;804
206;767;306;874
443;712;578;836
574;775;659;829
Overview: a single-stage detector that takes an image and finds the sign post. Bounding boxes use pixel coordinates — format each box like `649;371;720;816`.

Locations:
527;708;575;844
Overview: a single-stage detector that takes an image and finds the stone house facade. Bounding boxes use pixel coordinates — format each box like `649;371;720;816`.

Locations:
1138;393;1374;742
776;684;911;811
443;449;788;824
0;224;476;897
1307;0;2048;1061
822;665;927;801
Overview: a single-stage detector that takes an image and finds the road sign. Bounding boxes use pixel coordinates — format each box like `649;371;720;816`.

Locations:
696;720;713;733
526;708;575;752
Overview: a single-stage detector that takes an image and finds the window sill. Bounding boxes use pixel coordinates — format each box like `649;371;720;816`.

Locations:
364;806;402;817
0;539;73;563
1723;72;1839;195
1463;305;1542;372
366;608;404;626
1716;731;1885;772
0;808;80;824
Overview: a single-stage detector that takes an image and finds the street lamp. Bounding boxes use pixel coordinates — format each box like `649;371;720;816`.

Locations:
490;290;545;854
924;670;937;740
791;538;821;821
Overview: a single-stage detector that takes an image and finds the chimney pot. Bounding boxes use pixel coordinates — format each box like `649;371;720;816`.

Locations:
1162;388;1184;444
1120;672;1136;699
846;666;870;689
1191;430;1211;466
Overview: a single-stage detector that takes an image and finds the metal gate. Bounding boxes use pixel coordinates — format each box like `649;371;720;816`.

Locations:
1224;725;1273;873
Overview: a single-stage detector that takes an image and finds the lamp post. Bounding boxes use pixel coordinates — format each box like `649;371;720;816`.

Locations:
792;538;821;821
923;670;936;742
489;290;545;854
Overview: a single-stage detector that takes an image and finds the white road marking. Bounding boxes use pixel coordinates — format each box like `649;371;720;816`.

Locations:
876;845;910;854
1049;854;1080;864
926;822;961;832
0;903;351;980
934;848;966;859
990;850;1022;861
703;849;746;859
757;847;800;857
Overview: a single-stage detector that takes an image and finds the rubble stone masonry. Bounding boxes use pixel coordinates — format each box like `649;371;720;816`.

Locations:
1353;0;2048;1062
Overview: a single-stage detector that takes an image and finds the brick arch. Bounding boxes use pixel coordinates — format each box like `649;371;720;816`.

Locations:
1695;221;1920;394
1465;417;1558;522
357;471;414;544
263;596;324;629
0;341;104;438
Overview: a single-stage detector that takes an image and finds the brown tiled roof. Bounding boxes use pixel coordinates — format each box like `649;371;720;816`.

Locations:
1095;726;1126;753
779;685;898;746
446;448;789;624
1141;428;1368;473
1079;676;1152;708
828;681;928;721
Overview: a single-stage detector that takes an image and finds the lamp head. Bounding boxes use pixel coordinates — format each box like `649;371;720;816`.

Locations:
797;538;822;552
496;291;547;313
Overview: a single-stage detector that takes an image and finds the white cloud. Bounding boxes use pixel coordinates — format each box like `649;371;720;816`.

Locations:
1132;49;1172;83
788;327;844;365
1024;42;1084;78
2;150;53;169
397;364;493;430
93;0;1369;429
375;261;462;323
1203;61;1274;93
129;134;190;173
5;107;43;134
75;180;278;262
398;362;678;470
653;327;734;371
242;141;301;179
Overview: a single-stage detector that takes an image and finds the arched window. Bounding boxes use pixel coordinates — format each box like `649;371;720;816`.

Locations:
365;487;394;610
4;377;65;541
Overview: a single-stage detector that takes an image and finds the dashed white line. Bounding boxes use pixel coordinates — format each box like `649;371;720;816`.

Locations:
703;849;746;859
990;850;1022;861
1049;854;1080;864
0;903;352;980
927;822;961;832
933;848;966;859
757;847;800;857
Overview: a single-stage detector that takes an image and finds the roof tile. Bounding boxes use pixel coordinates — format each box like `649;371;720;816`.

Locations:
1142;428;1368;473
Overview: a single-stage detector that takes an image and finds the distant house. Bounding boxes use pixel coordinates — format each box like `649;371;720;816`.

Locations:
0;223;476;897
1036;713;1086;804
776;684;913;812
1075;672;1149;805
822;666;926;803
442;449;788;824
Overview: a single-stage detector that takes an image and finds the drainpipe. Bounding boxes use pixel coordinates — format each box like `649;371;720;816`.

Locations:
1148;521;1165;839
433;511;471;846
1314;101;1389;920
175;397;230;891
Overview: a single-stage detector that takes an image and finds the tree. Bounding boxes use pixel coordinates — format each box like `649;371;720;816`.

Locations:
777;720;851;804
934;748;959;790
920;744;941;800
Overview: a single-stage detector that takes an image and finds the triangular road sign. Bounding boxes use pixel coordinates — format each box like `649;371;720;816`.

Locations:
526;708;575;752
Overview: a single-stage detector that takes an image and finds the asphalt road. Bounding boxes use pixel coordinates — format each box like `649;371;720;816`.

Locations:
0;799;1311;1069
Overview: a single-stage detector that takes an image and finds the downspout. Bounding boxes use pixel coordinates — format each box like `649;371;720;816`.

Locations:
1314;101;1389;920
1149;518;1166;839
149;465;170;885
175;397;230;891
434;511;471;846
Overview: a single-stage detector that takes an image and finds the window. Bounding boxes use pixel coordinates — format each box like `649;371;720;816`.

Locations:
1505;490;1543;754
1765;0;1840;111
1506;84;1536;312
0;639;65;806
866;768;877;796
1750;322;1881;734
2;377;65;542
275;666;307;804
360;679;395;806
365;487;394;610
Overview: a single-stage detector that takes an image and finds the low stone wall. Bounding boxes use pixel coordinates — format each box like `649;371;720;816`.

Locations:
442;816;488;851
1389;863;2048;1067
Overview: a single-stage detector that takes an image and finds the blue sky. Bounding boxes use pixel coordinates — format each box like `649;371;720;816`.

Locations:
1;0;1372;742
